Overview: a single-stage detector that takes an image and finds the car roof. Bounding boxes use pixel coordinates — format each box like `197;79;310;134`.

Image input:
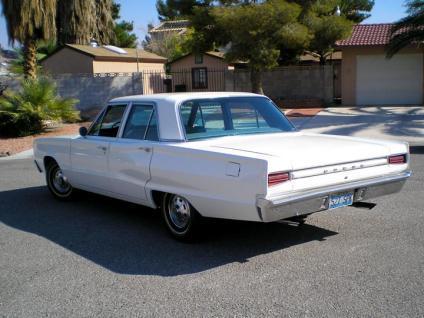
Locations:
110;92;264;104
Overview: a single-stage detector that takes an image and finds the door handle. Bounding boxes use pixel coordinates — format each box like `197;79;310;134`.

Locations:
138;147;151;153
97;146;107;152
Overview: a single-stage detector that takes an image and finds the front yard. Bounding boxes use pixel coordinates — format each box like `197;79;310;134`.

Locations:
0;122;89;157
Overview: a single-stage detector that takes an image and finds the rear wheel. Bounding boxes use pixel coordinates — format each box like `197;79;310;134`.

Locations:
46;161;74;200
161;193;201;241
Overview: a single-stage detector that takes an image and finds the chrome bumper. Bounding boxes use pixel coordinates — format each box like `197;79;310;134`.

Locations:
256;170;411;223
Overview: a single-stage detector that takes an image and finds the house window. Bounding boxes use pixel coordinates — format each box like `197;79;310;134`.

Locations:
195;54;203;64
192;67;208;89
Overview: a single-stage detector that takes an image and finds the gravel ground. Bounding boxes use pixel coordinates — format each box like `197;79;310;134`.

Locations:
0;148;423;317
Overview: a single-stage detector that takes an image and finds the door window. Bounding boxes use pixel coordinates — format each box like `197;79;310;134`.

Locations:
122;104;158;141
89;104;127;137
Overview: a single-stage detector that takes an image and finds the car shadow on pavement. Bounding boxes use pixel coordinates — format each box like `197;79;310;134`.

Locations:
294;112;424;139
0;186;337;276
410;146;424;154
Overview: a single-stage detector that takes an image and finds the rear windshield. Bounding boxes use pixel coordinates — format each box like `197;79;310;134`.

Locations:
180;97;296;140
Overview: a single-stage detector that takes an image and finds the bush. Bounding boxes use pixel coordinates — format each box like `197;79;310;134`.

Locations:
0;77;79;137
0;111;16;137
0;111;43;137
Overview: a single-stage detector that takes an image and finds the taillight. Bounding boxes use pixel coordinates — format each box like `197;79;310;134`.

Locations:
388;154;407;164
268;171;290;186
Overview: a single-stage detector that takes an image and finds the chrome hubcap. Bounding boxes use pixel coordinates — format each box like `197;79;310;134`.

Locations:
52;168;71;194
168;195;191;229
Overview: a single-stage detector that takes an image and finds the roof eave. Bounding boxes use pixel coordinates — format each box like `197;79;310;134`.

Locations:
93;56;167;63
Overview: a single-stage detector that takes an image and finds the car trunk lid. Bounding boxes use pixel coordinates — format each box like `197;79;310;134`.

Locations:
210;132;390;171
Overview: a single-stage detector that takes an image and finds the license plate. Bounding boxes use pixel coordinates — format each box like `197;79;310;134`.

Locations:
329;192;354;210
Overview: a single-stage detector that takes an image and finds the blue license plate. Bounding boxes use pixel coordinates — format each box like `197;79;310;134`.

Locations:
329;192;354;210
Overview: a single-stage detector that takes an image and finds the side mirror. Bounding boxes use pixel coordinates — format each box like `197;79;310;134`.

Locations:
79;126;88;137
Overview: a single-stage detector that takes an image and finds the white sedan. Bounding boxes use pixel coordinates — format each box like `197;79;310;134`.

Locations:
33;92;411;240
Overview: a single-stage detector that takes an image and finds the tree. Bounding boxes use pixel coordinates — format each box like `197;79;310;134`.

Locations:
303;1;353;64
288;0;374;22
110;2;138;48
1;0;56;79
284;0;373;64
144;32;188;61
190;0;309;93
387;0;424;58
156;0;213;21
56;0;115;46
9;40;57;75
339;0;375;23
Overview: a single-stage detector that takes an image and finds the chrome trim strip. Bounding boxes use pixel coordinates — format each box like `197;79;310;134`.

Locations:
259;170;411;208
292;157;389;179
34;160;42;173
293;156;388;172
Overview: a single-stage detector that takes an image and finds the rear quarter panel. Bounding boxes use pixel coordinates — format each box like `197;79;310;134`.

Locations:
148;144;269;221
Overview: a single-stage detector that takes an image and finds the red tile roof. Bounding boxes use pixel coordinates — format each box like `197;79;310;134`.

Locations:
337;23;394;47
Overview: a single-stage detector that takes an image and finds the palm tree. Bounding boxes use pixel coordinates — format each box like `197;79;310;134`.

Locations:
56;0;115;46
386;0;424;58
1;0;56;79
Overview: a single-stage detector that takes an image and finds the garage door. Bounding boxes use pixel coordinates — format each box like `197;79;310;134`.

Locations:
356;54;423;105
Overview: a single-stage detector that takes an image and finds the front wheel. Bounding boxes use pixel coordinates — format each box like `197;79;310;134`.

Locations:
46;161;74;200
161;193;201;241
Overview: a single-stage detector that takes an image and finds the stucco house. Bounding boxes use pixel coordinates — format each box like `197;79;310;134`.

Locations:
337;24;423;105
168;51;246;92
41;44;167;74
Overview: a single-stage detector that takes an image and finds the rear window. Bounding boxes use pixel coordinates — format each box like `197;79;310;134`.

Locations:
180;97;295;140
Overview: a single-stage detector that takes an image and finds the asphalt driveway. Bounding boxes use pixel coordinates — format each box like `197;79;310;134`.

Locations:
0;148;423;317
291;106;424;145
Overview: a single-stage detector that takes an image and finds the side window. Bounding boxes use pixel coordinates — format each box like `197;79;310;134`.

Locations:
145;111;159;141
180;101;225;136
229;102;268;130
89;104;127;137
122;104;158;140
88;109;105;136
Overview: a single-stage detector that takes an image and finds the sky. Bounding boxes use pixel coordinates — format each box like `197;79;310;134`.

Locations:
0;0;411;50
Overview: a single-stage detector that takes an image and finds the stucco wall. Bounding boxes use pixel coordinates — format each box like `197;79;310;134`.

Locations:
92;61;165;73
225;65;334;103
50;73;143;118
341;46;424;105
41;48;93;74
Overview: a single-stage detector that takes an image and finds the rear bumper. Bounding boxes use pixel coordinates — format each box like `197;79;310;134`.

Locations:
256;170;411;222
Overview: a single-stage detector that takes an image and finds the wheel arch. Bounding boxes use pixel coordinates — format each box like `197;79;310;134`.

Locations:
151;190;166;209
44;156;58;170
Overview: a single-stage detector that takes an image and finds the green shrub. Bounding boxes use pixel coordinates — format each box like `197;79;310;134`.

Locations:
0;77;79;137
0;111;43;137
0;111;17;137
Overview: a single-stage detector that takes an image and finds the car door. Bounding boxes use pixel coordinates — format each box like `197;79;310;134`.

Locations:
70;104;128;192
108;103;158;202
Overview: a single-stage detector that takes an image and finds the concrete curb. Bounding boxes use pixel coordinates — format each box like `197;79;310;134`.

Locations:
0;149;34;161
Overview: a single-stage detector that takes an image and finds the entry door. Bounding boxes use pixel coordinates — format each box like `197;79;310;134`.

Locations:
70;104;128;192
356;54;423;105
108;104;158;202
70;136;111;190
